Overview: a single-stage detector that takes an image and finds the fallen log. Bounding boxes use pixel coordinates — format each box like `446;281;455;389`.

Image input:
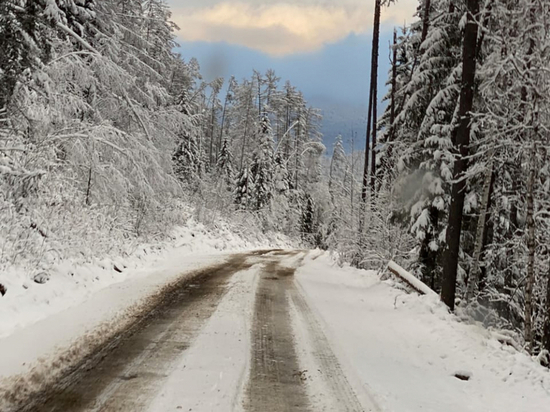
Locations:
387;261;438;297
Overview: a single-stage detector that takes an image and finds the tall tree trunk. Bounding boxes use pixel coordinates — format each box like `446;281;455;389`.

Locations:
440;0;480;311
370;0;381;195
240;91;252;172
294;113;301;190
383;29;398;179
361;0;382;208
361;77;373;206
466;152;495;303
208;90;218;168
525;142;537;353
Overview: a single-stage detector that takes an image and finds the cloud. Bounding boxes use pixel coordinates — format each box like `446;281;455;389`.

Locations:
170;1;418;56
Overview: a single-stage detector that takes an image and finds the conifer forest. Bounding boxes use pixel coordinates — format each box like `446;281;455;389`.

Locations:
2;0;550;379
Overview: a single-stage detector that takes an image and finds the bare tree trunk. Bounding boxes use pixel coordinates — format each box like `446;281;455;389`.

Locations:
361;0;382;207
370;0;381;195
440;0;480;311
466;152;495;303
383;29;398;179
294;112;301;190
361;86;373;209
525;142;537;353
85;166;92;206
240;89;252;172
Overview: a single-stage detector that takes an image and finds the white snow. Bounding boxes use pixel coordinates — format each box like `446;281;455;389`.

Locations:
0;216;294;339
295;253;550;412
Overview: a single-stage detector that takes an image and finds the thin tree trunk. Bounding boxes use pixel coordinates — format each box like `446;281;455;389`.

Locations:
543;260;550;354
208;89;218;168
240;90;252;172
361;0;381;207
384;29;398;179
479;168;496;290
351;131;355;219
294;112;301;190
85;166;92;206
525;142;537;354
466;152;495;303
217;82;232;160
440;0;480;311
361;84;373;206
370;0;381;195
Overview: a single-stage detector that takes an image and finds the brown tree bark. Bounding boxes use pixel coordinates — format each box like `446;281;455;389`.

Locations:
440;0;480;311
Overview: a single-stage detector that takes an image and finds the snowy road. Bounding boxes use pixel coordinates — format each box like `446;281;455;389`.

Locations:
5;249;549;412
11;250;376;412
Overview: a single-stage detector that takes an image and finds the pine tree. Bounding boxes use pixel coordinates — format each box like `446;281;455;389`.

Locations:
250;115;274;211
217;138;233;190
301;194;316;243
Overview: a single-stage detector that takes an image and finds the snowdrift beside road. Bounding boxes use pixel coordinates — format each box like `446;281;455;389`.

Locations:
0;216;294;339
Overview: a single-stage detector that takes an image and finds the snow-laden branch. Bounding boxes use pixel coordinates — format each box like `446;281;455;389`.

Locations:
55;22;100;55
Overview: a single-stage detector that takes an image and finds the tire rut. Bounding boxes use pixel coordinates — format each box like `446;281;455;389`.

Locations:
245;254;375;412
244;260;311;412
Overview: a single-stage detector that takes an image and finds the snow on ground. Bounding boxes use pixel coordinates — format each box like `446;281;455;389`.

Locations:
0;216;293;339
296;253;550;412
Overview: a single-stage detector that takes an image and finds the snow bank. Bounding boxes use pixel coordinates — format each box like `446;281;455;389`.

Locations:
296;253;550;412
0;215;295;339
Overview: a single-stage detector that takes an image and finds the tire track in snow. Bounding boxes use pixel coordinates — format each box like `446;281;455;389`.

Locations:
289;285;379;412
243;252;379;412
244;258;311;412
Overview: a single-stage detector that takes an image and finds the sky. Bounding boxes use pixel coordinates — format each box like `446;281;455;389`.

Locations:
167;0;419;148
